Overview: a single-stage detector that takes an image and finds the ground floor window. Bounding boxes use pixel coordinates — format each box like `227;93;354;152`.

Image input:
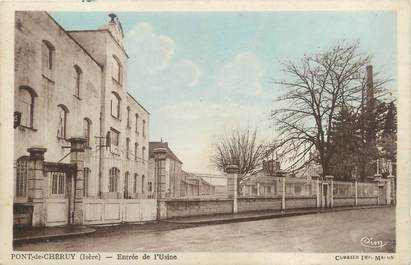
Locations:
51;172;65;195
15;156;29;198
109;167;119;192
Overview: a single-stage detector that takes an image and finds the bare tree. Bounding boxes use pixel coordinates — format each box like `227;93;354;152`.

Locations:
211;127;268;183
271;41;389;175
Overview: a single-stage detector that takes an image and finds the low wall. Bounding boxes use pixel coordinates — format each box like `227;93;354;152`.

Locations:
334;197;355;207
357;197;378;206
160;198;233;219
286;196;317;209
238;197;282;212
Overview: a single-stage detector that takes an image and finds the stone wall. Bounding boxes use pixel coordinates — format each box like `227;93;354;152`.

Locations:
285;196;317;209
237;197;282;212
357;197;378;206
160;198;233;219
334;197;355;207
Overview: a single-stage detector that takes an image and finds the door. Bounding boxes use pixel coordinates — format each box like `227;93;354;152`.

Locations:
45;171;69;226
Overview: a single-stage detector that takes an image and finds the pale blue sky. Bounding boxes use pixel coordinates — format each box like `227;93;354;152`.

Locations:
51;11;397;173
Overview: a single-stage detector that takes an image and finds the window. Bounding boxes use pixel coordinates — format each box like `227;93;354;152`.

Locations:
83;118;91;148
109;167;119;192
142;146;146;162
135;114;139;133
134;142;138;161
57;105;69;139
110;128;120;147
17;86;37;128
74;65;82;98
124;171;129;198
15;156;28;198
142;119;146;138
126;106;131;128
84;167;90;197
148;181;152;193
126;137;130;159
51;172;65;195
133;173;138;193
42;40;55;77
110;92;121;119
141;175;145;193
112;56;122;84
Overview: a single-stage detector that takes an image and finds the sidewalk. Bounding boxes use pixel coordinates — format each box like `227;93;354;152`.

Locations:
13;205;390;244
13;225;96;244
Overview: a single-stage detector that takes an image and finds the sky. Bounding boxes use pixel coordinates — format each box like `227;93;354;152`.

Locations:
51;11;397;174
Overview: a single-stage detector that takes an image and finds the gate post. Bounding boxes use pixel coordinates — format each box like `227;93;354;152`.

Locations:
354;178;358;206
325;175;334;208
225;165;239;214
68;137;87;225
386;175;394;205
311;176;320;208
27;146;47;227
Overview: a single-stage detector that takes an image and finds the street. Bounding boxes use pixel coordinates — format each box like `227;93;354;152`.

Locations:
15;207;395;252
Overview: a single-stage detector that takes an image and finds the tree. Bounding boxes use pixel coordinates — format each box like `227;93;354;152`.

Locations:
210;127;268;185
271;41;389;175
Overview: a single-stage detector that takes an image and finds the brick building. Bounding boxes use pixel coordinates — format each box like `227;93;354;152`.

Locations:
13;11;151;227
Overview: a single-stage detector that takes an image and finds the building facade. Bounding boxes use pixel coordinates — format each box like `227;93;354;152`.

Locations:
13;11;151;227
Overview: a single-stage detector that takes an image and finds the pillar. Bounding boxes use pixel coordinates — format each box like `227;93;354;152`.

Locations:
354;178;358;206
325;175;334;208
153;147;167;221
386;175;394;205
27;146;47;227
68;137;87;225
225;165;239;214
281;176;286;212
311;176;320;208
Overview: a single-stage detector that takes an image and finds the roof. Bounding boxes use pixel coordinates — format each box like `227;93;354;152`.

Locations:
127;92;150;115
149;142;182;164
44;12;103;69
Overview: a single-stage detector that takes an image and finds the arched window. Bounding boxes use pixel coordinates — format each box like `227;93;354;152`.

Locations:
134;142;138;161
84;167;90;197
83;118;91;148
135;113;139;133
126;137;130;159
148;181;152;193
112;55;122;84
124;171;129;198
42;40;55;78
109;167;119;192
142;119;146;138
126;106;131;128
133;173;138;193
74;65;82;98
57;105;69;139
110;92;121;119
142;146;146;162
17;86;37;128
15;156;29;198
141;175;145;194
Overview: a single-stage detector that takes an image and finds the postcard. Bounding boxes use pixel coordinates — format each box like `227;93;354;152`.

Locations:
0;1;410;264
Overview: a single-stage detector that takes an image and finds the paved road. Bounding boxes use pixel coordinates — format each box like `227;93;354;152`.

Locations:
15;207;395;252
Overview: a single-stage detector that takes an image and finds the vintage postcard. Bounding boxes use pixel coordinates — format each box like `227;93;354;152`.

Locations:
0;0;410;264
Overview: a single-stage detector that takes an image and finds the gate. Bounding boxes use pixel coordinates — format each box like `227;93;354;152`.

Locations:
44;162;76;227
